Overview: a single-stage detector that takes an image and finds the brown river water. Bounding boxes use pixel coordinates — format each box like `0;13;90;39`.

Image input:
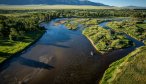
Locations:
0;19;144;84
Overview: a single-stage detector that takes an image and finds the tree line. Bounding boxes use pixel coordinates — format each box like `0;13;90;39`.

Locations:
0;9;146;41
0;9;146;18
0;13;58;41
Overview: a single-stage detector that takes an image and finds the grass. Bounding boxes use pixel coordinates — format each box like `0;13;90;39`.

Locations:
0;31;44;63
63;18;103;30
100;46;146;84
0;5;116;10
82;25;132;53
107;21;146;42
137;23;146;29
64;19;79;30
137;23;146;44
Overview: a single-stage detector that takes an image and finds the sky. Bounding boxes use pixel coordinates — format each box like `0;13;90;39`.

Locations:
89;0;146;7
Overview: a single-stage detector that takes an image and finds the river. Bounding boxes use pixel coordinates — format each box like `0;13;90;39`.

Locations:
0;19;144;84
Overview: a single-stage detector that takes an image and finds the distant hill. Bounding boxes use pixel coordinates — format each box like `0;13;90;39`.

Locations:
0;0;108;6
123;6;146;9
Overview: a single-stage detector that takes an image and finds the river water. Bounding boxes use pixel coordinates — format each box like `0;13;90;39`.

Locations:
0;19;144;84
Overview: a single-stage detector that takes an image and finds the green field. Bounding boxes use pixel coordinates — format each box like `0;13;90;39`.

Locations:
107;21;146;42
100;46;146;84
0;5;116;10
82;25;132;53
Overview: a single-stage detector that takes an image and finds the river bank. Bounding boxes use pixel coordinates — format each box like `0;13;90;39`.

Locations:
0;30;45;64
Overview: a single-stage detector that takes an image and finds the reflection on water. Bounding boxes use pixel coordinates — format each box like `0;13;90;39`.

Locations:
0;19;144;84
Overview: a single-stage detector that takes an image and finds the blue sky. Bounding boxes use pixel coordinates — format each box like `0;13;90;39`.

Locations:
89;0;146;7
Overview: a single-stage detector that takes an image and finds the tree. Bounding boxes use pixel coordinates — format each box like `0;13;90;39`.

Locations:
9;28;19;41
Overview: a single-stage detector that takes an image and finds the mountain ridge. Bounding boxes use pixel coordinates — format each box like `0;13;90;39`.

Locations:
0;0;108;6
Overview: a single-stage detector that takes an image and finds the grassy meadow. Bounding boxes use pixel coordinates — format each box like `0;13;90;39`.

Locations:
100;46;146;84
107;20;146;43
82;25;132;53
0;5;116;10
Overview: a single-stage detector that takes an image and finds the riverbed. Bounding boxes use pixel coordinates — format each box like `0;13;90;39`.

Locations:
0;19;144;84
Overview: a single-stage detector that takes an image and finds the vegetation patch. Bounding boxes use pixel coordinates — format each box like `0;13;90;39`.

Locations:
107;20;146;43
82;25;132;53
0;14;50;63
100;19;146;84
100;46;146;84
0;31;44;63
64;19;79;30
63;18;103;30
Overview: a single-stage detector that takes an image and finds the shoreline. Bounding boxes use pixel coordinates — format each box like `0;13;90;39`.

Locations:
0;30;45;66
83;34;104;54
